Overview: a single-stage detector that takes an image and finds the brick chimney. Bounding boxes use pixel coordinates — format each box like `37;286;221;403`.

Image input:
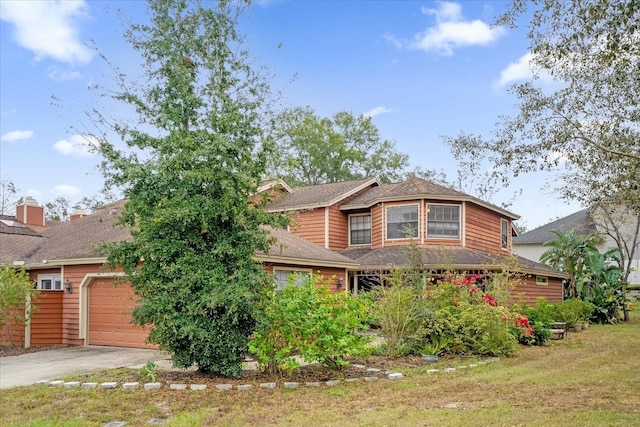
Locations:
16;197;45;227
70;209;88;221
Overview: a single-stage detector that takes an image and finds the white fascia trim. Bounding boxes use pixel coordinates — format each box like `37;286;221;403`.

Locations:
31;257;108;267
79;272;126;342
342;194;520;220
257;179;293;194
254;254;358;269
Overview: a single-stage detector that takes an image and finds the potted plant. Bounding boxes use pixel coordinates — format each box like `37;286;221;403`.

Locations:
421;336;448;363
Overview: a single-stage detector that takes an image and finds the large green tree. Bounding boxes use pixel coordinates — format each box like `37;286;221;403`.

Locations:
267;107;409;185
96;0;285;376
445;0;639;210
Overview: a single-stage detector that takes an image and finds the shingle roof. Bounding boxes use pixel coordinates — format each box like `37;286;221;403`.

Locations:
259;228;358;267
341;177;468;207
24;200;131;264
339;177;519;219
341;245;566;277
3;200;356;269
0;215;42;236
265;177;379;211
513;209;595;244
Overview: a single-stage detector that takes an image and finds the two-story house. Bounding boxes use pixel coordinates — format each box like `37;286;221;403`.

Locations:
2;177;566;350
1;198;356;349
266;176;567;303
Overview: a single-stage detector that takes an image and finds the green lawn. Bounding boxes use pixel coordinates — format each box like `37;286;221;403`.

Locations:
2;313;640;426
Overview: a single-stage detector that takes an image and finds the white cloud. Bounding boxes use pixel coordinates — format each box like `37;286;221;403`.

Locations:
363;106;393;118
52;134;98;157
495;52;555;87
51;184;81;197
496;52;534;86
1;130;34;142
0;0;93;65
388;2;505;55
47;66;83;82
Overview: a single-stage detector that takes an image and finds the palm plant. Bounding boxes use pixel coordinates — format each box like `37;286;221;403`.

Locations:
540;230;600;298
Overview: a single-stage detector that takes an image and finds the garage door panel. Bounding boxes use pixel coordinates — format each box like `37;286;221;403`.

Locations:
89;279;156;349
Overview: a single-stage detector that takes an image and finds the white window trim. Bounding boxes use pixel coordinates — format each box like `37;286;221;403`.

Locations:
348;213;372;246
536;276;549;286
385;203;420;241
273;268;312;291
501;218;509;250
426;203;461;240
37;274;62;291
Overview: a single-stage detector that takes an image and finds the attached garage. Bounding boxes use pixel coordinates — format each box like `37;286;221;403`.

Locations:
88;279;156;349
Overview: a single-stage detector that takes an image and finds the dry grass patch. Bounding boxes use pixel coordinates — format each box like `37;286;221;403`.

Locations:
2;313;640;426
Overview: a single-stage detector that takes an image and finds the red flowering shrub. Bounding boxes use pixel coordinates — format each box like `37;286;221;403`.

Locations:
482;294;499;307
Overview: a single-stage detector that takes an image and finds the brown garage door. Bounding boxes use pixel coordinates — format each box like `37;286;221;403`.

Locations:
88;279;156;349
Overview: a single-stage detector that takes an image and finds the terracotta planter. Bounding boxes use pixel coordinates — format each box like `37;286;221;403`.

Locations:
583;322;589;330
574;324;583;332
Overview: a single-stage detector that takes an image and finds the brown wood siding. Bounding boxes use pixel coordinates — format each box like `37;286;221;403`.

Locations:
465;203;510;254
63;264;115;346
30;291;63;346
288;209;326;247
328;204;349;251
510;276;563;305
371;204;383;249
0;302;25;347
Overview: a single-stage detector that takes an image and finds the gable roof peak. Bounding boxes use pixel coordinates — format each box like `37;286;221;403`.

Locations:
265;177;380;212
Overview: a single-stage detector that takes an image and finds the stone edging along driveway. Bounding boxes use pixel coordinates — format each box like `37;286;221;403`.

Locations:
33;358;501;392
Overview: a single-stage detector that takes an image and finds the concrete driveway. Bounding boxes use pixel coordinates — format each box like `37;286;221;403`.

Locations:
0;346;171;389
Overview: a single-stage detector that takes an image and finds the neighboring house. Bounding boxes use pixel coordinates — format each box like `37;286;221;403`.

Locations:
0;199;356;349
2;177;568;349
266;176;567;304
512;209;597;264
513;207;640;286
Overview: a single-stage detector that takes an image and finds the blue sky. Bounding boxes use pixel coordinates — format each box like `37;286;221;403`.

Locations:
0;0;580;228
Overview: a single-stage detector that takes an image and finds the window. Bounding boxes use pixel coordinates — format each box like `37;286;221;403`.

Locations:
427;204;460;239
501;218;509;250
274;269;311;291
38;274;62;290
386;205;419;239
349;214;371;245
536;276;548;286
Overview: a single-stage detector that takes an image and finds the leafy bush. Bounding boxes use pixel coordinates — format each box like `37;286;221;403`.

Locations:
0;264;38;347
249;275;371;374
370;269;427;357
554;298;589;326
420;279;518;357
445;303;517;356
518;298;556;327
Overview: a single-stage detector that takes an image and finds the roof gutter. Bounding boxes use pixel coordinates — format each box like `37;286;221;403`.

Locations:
340;194;520;220
254;254;358;269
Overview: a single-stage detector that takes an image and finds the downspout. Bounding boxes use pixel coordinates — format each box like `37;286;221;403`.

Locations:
24;293;31;348
324;207;330;249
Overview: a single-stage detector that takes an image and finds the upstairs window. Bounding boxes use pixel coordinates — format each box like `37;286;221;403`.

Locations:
274;269;311;291
427;204;460;239
386;205;419;239
349;214;371;245
38;275;62;290
501;218;509;250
